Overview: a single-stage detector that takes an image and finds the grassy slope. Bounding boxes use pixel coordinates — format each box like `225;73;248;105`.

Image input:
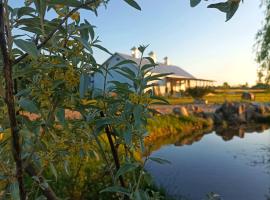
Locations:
166;90;270;105
145;115;213;155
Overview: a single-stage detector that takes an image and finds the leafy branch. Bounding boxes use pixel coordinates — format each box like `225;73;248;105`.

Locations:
13;0;101;65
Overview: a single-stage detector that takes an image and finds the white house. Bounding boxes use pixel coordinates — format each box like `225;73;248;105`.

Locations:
92;47;214;96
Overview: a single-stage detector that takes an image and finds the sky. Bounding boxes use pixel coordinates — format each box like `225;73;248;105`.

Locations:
87;0;265;86
10;0;265;86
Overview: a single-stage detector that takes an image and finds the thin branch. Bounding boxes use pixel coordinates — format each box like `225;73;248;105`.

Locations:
100;111;126;188
0;1;26;199
25;164;58;200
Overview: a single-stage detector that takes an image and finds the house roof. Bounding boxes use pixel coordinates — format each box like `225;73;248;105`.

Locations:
116;53;196;79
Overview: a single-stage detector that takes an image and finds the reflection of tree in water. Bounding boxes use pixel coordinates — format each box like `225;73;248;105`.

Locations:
145;124;269;156
215;124;270;141
216;124;270;200
144;127;213;156
145;123;270;200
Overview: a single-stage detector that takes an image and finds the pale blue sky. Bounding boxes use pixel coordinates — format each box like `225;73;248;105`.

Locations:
10;0;264;85
87;0;264;85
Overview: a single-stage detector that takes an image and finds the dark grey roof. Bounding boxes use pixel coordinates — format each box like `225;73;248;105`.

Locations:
115;53;196;79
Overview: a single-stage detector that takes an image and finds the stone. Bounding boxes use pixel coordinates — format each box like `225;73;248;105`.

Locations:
238;104;246;122
241;92;255;101
194;106;203;113
246;105;256;121
173;106;189;117
257;104;266;115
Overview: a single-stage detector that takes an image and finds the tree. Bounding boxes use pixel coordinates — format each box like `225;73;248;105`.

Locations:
256;0;270;84
0;0;242;199
223;82;230;89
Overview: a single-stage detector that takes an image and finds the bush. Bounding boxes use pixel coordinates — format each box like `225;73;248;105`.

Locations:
185;87;213;100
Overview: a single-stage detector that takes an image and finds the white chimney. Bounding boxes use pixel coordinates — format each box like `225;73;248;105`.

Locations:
164;56;170;65
148;51;157;63
131;47;139;58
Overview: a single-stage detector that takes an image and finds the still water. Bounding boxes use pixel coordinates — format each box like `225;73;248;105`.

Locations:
146;126;270;200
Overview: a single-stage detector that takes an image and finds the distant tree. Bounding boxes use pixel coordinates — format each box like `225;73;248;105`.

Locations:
242;82;249;89
252;83;270;89
222;82;230;89
256;0;270;85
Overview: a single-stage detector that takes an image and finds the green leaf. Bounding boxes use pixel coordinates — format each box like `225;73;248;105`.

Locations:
73;36;93;53
50;163;58;181
100;186;130;196
150;95;169;105
111;59;137;70
56;108;65;126
20;26;43;35
9;182;20;200
134;105;143;127
115;163;138;180
123;0;141;10
190;0;201;7
207;0;240;21
120;67;137;78
18;98;39;114
79;74;89;98
85;20;95;40
207;2;228;13
149;157;171;164
17;6;35;18
64;160;70;175
15;88;31;97
123;126;132;146
92;44;112;55
226;0;240;21
134;190;149;200
14;39;39;58
46;0;82;7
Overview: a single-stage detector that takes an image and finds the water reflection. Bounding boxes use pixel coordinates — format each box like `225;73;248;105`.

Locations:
146;125;270;200
145;124;269;156
145;128;212;156
215;124;270;141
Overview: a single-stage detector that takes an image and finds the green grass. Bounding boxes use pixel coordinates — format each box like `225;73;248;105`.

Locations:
145;115;213;155
166;90;270;105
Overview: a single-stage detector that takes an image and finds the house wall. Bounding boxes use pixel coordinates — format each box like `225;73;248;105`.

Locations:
92;54;211;96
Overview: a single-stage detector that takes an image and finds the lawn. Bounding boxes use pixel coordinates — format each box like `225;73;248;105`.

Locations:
166;89;270;105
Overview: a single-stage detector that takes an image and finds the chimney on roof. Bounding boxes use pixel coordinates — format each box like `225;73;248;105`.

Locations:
148;51;157;63
131;46;139;58
164;56;170;65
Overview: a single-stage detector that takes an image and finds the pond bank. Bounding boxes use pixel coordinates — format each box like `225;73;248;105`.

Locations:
146;103;270;156
151;102;270;126
146;115;214;155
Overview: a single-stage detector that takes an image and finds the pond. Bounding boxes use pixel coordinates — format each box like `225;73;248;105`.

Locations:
146;125;270;200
